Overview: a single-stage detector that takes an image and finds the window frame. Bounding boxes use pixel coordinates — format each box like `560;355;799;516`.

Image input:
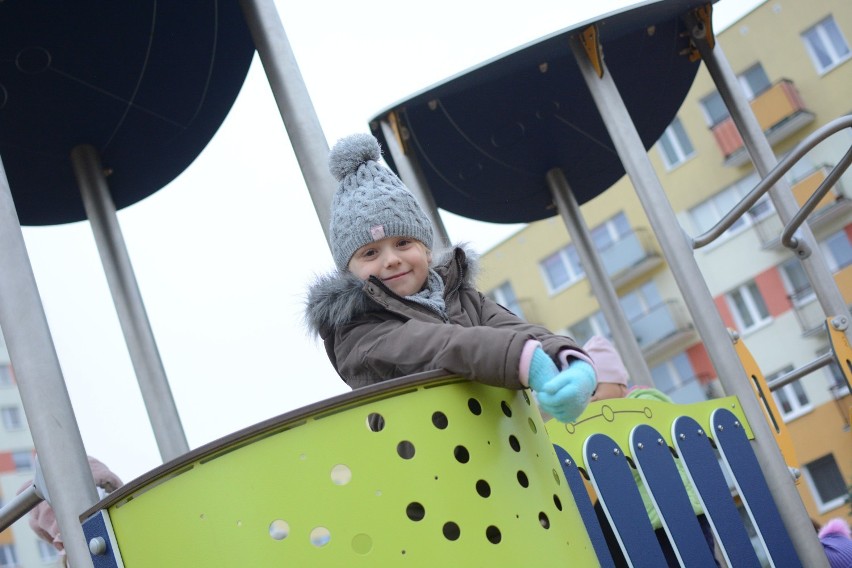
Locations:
657;116;696;170
802;453;849;513
801;15;851;75
487;281;525;320
539;244;585;294
0;406;23;431
726;280;772;334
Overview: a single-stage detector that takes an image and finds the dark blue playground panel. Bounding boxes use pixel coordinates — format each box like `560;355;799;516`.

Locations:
553;444;615;568
673;416;763;568
711;409;802;568
630;424;718;567
369;0;716;224
584;433;668;568
0;1;256;226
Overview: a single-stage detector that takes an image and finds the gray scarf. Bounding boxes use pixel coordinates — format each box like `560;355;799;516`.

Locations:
406;269;447;318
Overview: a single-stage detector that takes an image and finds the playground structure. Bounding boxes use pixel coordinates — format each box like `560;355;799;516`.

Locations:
0;1;850;566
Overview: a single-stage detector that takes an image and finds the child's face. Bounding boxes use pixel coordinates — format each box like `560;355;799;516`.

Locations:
348;236;431;297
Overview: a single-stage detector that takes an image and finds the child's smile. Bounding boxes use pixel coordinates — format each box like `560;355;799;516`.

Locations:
348;236;431;297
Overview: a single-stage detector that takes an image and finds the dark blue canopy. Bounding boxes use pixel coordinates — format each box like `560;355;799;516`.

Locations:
0;1;255;226
369;0;712;224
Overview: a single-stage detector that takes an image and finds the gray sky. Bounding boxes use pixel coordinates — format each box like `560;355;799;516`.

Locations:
18;0;765;482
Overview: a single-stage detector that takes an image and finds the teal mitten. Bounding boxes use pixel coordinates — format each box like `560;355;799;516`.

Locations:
535;360;596;423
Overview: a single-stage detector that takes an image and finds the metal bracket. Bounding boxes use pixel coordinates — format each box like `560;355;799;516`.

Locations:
578;25;604;78
387;110;411;154
685;4;715;62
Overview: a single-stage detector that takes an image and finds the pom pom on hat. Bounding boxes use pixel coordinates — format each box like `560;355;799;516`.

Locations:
327;133;434;270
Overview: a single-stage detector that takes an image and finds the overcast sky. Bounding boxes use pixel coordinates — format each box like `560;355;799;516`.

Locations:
16;0;765;483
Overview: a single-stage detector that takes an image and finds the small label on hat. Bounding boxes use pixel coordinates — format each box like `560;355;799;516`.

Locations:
370;225;385;241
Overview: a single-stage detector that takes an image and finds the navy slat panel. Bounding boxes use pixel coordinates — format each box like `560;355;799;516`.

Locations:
630;424;718;567
553;444;616;568
584;433;667;568
673;416;762;568
711;409;803;568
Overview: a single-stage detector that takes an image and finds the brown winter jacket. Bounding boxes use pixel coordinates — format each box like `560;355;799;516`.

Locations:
305;246;585;390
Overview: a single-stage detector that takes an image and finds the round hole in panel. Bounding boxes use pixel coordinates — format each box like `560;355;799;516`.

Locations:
367;413;385;432
352;533;373;555
331;464;352;485
269;520;290;540
310;527;331;547
517;470;529;488
508;435;521;452
486;525;502;544
475;480;491;498
397;441;415;459
539;512;550;529
406;502;426;521
467;398;482;415
453;445;470;464
431;411;449;429
442;521;461;541
553;494;563;511
501;401;512;418
528;418;537;434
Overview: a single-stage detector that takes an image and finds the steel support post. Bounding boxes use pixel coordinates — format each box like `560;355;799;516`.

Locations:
239;0;337;242
71;145;188;463
379;120;451;249
569;33;828;567
0;154;97;568
688;17;852;348
547;168;654;387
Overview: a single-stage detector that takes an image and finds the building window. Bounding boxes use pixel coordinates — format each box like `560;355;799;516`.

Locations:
12;451;33;471
688;172;773;239
0;406;23;431
619;281;663;322
567;312;610;346
540;244;584;293
591;212;632;252
0;365;12;388
38;540;61;563
766;365;812;421
802;16;851;74
0;545;18;568
820;229;852;272
726;280;771;333
650;353;705;403
803;454;848;512
824;355;851;396
779;257;814;305
699;63;771;126
488;282;525;320
657;117;695;169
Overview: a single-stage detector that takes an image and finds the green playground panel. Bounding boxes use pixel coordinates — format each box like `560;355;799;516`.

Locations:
546;395;753;470
105;378;598;566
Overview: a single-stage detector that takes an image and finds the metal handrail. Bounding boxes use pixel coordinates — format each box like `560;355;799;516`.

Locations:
692;114;852;249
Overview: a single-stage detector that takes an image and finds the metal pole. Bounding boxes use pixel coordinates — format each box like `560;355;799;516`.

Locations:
0;484;42;533
568;33;828;567
0;154;97;568
547;168;654;387
71;145;189;463
239;0;336;242
379;119;451;250
687;18;852;350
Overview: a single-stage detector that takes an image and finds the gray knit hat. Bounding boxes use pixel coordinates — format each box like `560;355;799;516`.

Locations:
327;133;434;270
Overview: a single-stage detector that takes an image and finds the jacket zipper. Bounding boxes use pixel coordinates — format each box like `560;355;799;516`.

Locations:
368;276;450;323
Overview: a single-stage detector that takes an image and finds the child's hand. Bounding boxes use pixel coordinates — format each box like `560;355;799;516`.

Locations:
527;347;560;391
534;360;596;423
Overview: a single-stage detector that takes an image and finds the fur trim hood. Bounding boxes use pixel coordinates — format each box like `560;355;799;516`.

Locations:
304;244;479;336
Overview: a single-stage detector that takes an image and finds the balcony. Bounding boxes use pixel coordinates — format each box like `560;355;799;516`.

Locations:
628;299;696;361
710;79;815;168
752;166;851;248
599;228;663;289
788;264;852;335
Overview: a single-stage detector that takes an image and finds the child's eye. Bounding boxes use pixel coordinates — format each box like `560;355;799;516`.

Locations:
397;239;412;247
360;248;378;258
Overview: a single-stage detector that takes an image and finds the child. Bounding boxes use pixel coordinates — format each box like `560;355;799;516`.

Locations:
305;133;596;423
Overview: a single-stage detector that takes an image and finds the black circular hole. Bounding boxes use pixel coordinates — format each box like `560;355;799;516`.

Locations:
397;441;415;459
501;400;512;417
553;494;563;511
539;512;550;529
517;470;529;488
508;435;521;452
453;445;470;464
431;411;448;429
486;525;502;544
442;522;460;541
475;480;491;498
406;502;425;521
367;413;385;432
468;398;482;415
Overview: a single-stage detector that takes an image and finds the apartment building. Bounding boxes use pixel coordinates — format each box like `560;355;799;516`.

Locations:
478;0;851;524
